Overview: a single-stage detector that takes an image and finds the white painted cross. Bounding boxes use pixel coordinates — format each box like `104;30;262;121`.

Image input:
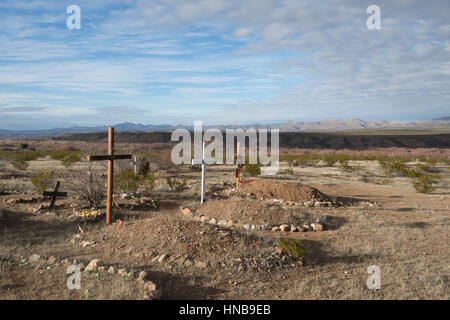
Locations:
191;141;215;203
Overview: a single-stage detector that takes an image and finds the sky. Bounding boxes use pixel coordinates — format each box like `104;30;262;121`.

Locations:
0;0;449;130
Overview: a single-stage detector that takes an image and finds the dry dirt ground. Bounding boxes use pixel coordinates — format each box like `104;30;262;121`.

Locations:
0;155;449;300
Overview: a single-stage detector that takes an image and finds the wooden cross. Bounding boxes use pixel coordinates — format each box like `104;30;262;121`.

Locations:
86;127;131;224
191;141;215;204
43;180;67;209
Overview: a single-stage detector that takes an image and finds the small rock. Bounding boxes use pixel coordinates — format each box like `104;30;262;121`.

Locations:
226;220;234;227
217;220;227;226
243;224;251;230
47;256;56;265
194;261;207;269
279;224;290;232
200;215;208;222
157;254;168;263
97;266;105;272
78;263;85;271
108;266;115;274
311;223;324;231
302;224;310;231
144;281;157;292
271;226;280;232
180;207;192;216
183;258;194;267
29;254;41;264
138;271;148;281
118;268;127;275
85;259;102;272
290;225;298;232
209;218;217;225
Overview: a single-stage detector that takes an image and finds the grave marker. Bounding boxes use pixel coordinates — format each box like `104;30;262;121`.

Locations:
86;127;131;224
191;141;215;204
43;180;67;209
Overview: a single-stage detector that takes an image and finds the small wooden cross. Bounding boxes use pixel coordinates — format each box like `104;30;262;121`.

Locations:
191;141;215;204
86;127;132;224
43;180;67;209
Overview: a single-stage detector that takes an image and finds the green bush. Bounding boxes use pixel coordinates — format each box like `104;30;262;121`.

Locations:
60;153;80;168
9;152;41;170
115;168;141;194
30;171;54;194
243;163;261;176
413;175;435;193
166;177;187;192
277;237;308;260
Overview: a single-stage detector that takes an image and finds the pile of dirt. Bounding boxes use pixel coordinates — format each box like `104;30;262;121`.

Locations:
236;180;331;203
196;199;286;226
83;215;296;274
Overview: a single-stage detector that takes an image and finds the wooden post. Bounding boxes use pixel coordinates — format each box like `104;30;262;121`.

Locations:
43;180;67;209
106;127;114;225
87;127;131;225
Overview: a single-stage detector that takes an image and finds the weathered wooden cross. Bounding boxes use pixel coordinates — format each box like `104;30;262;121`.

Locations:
191;141;215;204
43;180;67;209
86;127;131;224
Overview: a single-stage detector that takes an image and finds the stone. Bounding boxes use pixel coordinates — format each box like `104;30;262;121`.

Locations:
290;225;298;232
138;271;148;281
29;254;41;264
47;256;56;265
311;223;324;231
279;224;290;232
209;218;217;225
85;259;102;272
302;224;310;231
194;261;207;269
98;266;105;272
61;258;70;265
78;263;85;271
144;281;157;292
226;220;234;227
200;215;208;222
151;255;160;263
217;220;227;226
243;224;251;230
271;226;280;232
108;266;115;274
157;254;168;263
180;207;192;216
183;258;194;267
118;268;127;275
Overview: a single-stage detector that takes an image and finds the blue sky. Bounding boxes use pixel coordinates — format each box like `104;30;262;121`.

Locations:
0;0;449;130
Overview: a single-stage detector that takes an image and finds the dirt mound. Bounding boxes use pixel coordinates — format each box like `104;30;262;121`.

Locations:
85;215;296;274
236;180;331;203
196;199;285;226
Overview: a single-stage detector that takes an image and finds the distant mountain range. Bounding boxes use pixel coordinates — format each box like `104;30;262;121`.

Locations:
0;118;449;138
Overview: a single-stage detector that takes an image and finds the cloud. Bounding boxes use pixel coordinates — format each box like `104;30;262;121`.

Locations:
0;0;449;129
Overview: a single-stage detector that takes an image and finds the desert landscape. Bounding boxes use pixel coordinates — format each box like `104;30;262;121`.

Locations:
0;131;448;300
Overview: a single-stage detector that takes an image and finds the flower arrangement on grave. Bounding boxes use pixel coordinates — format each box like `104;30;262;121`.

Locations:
70;203;103;217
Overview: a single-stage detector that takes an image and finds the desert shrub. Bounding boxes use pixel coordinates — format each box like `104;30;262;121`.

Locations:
8;152;41;170
166;177;187;192
18;143;29;150
243;163;261;176
115;168;140;193
30;171;54;194
277;237;308;260
69;172;106;207
137;156;150;175
413;175;435;193
283;168;294;174
60;153;80;168
379;160;410;176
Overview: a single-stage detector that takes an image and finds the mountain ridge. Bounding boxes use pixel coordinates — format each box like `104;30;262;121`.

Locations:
1;118;449;138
